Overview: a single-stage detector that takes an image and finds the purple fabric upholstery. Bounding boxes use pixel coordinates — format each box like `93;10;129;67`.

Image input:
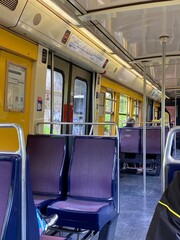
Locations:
0;155;24;239
27;135;66;195
120;127;140;153
48;197;115;231
48;136;118;231
141;127;169;154
27;135;67;211
41;236;66;240
0;162;12;233
0;154;68;240
51;197;109;212
142;127;161;154
69;137;116;199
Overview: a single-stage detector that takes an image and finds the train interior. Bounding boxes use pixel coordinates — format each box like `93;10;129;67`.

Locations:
1;0;180;239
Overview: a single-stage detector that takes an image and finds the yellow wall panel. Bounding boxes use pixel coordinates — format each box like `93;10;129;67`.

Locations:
101;77;143;101
0;28;38;60
0;50;33;151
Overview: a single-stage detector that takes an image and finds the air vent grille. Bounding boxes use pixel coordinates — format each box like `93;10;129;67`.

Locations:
0;0;18;11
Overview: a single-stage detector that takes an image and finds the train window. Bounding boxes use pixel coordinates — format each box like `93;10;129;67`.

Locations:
72;79;87;135
147;99;153;122
119;95;129;127
133;100;140;124
105;91;115;135
44;68;64;134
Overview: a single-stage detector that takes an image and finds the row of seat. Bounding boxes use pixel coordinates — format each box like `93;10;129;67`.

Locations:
26;134;119;239
119;126;169;175
119;126;169;154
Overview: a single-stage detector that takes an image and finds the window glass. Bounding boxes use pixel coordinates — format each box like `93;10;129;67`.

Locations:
119;95;129;127
44;69;51;133
105;91;115;135
44;68;63;134
73;79;87;135
133;100;139;123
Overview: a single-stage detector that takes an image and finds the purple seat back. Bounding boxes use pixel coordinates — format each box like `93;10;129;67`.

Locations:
0;155;67;240
141;127;169;154
120;127;140;153
27;135;66;196
69;137;117;199
0;162;12;234
0;155;23;239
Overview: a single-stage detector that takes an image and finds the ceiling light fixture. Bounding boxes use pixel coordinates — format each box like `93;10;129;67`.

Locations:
79;28;113;53
112;54;132;69
40;0;80;26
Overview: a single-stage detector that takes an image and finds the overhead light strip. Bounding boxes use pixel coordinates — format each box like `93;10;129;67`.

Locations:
112;54;132;69
79;28;113;53
40;0;80;25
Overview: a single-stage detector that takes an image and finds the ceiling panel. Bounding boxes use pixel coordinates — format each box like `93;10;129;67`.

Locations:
67;0;180;97
73;0;152;11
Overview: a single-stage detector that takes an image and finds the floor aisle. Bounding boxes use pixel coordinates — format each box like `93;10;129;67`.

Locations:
115;173;162;240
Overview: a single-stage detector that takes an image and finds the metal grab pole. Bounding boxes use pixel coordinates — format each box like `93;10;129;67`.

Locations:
175;94;177;127
50;52;54;133
174;94;177;158
142;61;147;194
159;35;169;193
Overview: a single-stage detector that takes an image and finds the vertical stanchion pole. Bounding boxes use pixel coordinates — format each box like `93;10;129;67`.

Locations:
50;52;54;133
174;94;177;157
142;61;147;194
159;35;169;192
175;94;177;127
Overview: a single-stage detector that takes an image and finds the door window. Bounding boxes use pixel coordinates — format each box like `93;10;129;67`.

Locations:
72;79;87;135
44;68;64;134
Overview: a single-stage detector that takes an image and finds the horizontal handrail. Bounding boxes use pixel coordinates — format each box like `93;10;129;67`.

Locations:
36;121;119;137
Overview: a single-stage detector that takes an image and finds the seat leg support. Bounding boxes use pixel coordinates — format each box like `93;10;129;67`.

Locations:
98;216;118;240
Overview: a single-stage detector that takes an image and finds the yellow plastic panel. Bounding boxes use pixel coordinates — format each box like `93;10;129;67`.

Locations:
0;28;38;60
0;50;32;151
101;77;143;101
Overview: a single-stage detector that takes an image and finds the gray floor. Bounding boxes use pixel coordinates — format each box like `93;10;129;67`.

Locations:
115;172;162;240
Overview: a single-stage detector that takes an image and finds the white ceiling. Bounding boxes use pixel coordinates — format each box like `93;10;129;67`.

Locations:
65;0;180;97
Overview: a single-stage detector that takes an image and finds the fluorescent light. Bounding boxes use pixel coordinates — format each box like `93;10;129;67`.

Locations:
40;0;80;26
130;69;143;78
79;28;113;53
112;54;132;69
147;80;153;86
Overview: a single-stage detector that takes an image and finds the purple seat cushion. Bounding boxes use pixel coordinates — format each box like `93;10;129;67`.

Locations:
41;236;66;240
48;197;117;231
34;195;60;212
